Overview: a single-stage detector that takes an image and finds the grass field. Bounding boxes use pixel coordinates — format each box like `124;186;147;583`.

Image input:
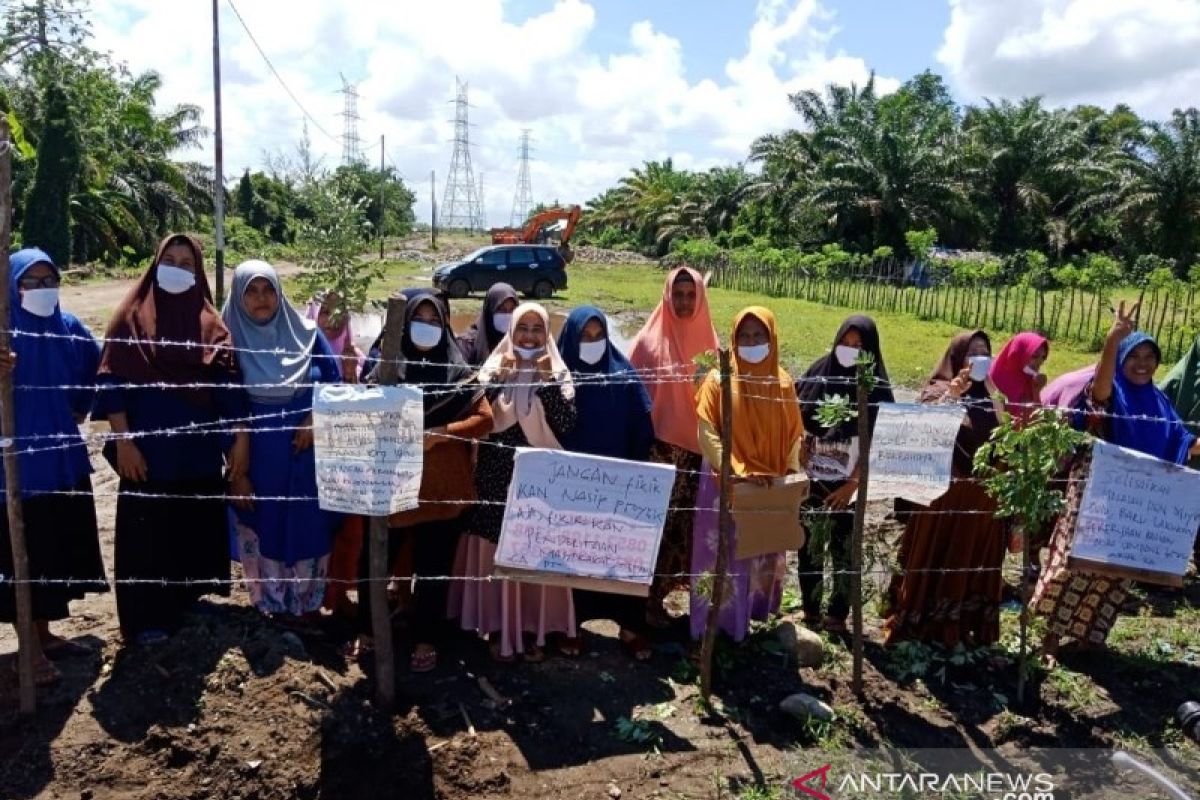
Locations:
368;259;1105;387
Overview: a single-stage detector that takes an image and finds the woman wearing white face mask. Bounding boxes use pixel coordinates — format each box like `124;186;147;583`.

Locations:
795;315;893;633
457;283;519;367
449;302;578;663
555;306;656;659
690;307;804;643
884;330;1009;648
95;234;249;646
0;249;107;687
349;293;493;672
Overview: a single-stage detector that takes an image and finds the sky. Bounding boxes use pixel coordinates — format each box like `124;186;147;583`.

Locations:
86;0;1200;227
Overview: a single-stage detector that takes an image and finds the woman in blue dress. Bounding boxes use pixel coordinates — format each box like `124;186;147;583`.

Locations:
222;261;341;619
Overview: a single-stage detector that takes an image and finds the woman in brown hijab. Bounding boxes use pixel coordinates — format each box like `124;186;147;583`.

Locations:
94;234;249;646
883;330;1009;647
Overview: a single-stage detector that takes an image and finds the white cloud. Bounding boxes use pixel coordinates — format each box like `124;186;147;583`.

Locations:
87;0;894;226
937;0;1200;115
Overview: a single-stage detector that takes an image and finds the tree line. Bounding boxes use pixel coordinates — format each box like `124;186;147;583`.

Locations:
580;71;1200;282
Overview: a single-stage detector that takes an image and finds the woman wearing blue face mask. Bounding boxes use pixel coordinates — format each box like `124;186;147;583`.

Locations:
0;248;107;687
884;330;1009;647
95;234;249;646
556;306;656;659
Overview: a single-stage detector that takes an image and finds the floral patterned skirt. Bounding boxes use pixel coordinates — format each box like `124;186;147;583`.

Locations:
233;516;329;616
649;440;702;604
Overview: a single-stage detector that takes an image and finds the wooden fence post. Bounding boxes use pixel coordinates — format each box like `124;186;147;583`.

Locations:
368;294;407;710
850;361;871;697
699;348;734;704
0;117;36;715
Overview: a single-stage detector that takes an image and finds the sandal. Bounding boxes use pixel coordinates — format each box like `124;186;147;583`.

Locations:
41;636;93;660
488;641;517;664
339;636;373;660
555;635;582;658
410;646;437;673
618;630;653;662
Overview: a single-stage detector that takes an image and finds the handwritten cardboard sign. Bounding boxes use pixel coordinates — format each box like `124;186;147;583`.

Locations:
494;449;676;596
312;384;424;516
1069;440;1200;586
866;403;965;503
733;475;809;559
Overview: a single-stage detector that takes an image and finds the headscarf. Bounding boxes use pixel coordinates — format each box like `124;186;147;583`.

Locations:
397;291;485;428
460;282;518;366
628;267;719;453
988;331;1047;423
1097;331;1193;464
4;248;96;494
556;305;653;459
797;314;894;441
1160;335;1200;466
221;260;317;403
696;307;803;476
97;234;238;388
920;330;998;474
305;292;352;355
1043;365;1096;409
478;302;575;448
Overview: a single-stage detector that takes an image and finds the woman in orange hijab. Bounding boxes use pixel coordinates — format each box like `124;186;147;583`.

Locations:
688;307;803;641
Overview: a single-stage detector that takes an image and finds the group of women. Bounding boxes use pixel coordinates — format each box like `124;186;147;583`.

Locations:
4;234;1200;686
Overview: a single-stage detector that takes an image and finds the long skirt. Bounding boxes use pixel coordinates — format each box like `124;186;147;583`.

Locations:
1031;451;1130;645
232;515;329;616
884;480;1007;647
323;516;365;614
0;476;107;623
688;467;785;642
114;476;230;636
447;534;576;658
648;440;701;607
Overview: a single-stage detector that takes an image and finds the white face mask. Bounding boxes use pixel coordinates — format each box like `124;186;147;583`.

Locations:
20;287;59;318
968;355;991;382
738;343;770;364
492;313;512;334
1022;365;1040;378
579;339;607;365
514;345;544;361
835;345;860;368
409;320;443;350
156;264;196;295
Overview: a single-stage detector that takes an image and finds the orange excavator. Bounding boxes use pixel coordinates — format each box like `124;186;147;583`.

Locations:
490;205;581;262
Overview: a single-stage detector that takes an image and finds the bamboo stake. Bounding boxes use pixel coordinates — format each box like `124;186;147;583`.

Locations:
368;294;407;710
699;348;734;704
850;361;871;698
0;117;36;715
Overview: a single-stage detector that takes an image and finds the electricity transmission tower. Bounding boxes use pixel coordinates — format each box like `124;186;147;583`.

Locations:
509;129;534;227
339;73;364;165
440;77;484;231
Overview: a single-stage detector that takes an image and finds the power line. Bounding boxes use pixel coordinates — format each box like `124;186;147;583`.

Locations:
224;0;340;147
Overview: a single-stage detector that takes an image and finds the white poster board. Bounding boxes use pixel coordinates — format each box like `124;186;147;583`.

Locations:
312;384;424;515
494;449;676;596
1070;440;1200;585
866;403;965;503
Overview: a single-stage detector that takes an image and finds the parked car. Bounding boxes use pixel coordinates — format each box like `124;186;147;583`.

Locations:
432;245;568;299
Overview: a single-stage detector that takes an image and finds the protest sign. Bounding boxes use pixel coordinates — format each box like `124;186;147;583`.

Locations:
732;475;809;559
1069;440;1200;586
494;448;675;596
312;384;424;516
866;403;965;503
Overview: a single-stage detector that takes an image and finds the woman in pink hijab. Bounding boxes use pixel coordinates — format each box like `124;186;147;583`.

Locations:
628;267;719;624
988;331;1049;424
305;292;365;384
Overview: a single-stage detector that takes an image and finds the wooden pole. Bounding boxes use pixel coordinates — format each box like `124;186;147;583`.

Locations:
369;295;406;710
0;117;37;715
1017;522;1030;706
699;348;734;704
378;135;386;261
211;0;226;307
850;362;872;697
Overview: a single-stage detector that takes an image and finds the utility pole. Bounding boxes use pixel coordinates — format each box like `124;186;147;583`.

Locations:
378;135;385;260
211;0;226;306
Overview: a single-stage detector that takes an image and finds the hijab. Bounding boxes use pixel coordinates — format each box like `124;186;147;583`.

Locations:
988;331;1047;423
1099;331;1193;464
461;282;518;366
397;292;485;428
1043;365;1096;409
920;330;998;473
97;234;238;387
478;302;575;448
556;305;652;459
628;267;719;453
221;260;317;403
696;307;803;476
797;314;894;441
4;248;96;494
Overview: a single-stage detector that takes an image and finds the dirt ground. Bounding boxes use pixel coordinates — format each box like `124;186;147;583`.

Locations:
0;263;1198;799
